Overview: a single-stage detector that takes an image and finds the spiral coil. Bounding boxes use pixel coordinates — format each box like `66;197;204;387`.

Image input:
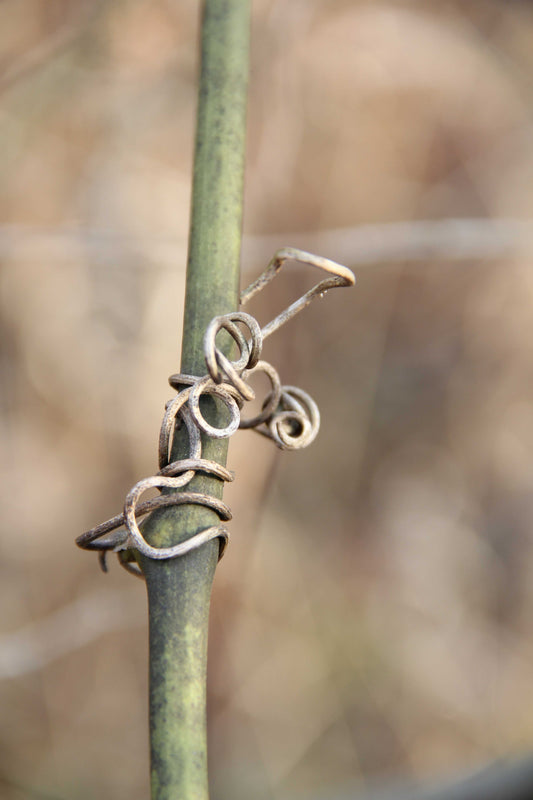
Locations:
76;248;355;576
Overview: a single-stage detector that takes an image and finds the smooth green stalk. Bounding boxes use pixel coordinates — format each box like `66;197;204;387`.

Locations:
140;2;251;798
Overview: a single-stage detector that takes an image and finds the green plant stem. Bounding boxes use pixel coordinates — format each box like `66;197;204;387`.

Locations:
140;2;251;798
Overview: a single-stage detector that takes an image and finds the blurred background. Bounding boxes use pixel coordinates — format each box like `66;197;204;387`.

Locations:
1;1;533;798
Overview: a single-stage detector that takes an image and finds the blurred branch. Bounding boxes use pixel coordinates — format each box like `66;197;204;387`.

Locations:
308;757;533;800
1;218;531;268
0;588;143;679
0;772;68;800
0;0;104;96
417;758;533;800
245;218;533;270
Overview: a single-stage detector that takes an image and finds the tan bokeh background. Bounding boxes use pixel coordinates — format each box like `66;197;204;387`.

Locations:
1;1;533;798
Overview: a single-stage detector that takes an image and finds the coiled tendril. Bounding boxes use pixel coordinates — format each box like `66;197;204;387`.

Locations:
76;248;355;577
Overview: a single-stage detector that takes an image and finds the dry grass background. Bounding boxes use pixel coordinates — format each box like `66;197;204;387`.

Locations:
1;1;533;798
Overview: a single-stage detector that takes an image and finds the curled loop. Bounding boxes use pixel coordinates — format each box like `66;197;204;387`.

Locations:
204;312;262;400
268;387;320;450
188;378;242;439
76;249;354;577
239;361;282;429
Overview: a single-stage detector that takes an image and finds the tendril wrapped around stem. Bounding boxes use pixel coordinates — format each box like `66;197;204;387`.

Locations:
76;249;355;576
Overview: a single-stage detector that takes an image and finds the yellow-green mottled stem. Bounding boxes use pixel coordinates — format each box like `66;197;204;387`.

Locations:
140;2;251;798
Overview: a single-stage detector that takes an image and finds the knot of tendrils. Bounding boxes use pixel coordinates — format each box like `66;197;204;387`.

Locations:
76;248;355;577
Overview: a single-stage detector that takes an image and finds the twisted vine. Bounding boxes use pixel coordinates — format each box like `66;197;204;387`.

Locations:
76;248;354;577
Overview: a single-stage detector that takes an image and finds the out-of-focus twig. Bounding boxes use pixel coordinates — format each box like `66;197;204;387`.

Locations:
307;756;533;800
1;218;531;268
0;0;104;96
0;772;68;800
244;218;533;270
0;588;143;680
